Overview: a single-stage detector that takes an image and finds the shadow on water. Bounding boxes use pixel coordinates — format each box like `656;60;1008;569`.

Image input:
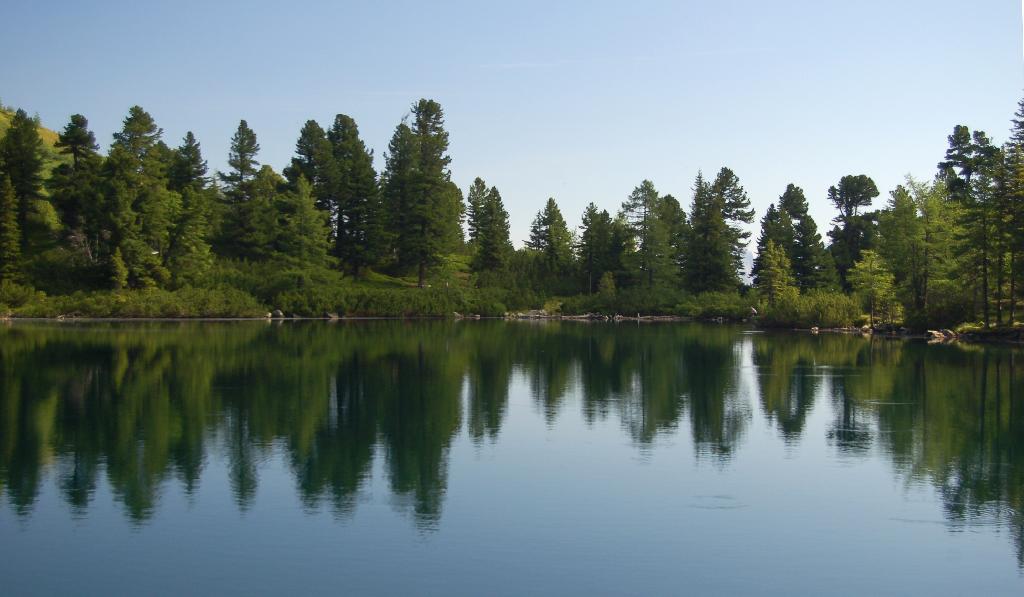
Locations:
0;320;1022;562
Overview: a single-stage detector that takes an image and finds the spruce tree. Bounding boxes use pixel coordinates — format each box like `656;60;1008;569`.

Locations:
0;175;21;282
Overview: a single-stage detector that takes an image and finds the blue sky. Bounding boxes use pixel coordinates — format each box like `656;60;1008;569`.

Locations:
2;0;1021;247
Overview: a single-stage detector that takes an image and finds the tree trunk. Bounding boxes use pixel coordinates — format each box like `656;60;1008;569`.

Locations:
418;261;426;288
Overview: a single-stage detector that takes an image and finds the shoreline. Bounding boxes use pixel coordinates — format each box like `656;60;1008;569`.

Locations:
3;314;1021;346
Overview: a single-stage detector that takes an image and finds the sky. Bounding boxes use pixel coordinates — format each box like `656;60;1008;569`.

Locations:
2;0;1022;249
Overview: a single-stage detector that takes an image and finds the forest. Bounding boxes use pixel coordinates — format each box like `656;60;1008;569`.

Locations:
0;97;1022;329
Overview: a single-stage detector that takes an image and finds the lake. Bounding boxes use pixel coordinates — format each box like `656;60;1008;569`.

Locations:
0;321;1021;595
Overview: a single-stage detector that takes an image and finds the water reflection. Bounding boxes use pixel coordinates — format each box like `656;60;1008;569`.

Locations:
0;321;1022;562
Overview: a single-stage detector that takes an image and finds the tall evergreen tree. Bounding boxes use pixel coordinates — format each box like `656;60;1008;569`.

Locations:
219;120;260;202
383;100;459;287
756;240;794;305
751;203;794;289
527;198;573;272
0;175;21;282
328;114;382;276
472;186;511;273
55;114;98;169
166;186;213;287
940;128;1002;326
0;108;45;250
465;177;489;248
577;203;612;293
621;180;672;287
278;177;331;267
284;120;331;190
656;194;689;278
101;106;176;288
684;168;754;292
827;174;879;288
49;114;104;259
777;184;835;290
168;132;208;192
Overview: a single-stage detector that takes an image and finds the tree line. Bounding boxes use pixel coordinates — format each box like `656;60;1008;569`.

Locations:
0;97;1022;327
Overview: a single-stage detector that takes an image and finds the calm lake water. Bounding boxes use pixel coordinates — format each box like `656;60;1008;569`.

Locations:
0;321;1022;595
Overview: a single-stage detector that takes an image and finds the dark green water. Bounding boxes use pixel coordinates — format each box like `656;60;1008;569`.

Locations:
0;321;1022;595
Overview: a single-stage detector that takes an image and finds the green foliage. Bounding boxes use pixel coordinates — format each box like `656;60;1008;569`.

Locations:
109;248;128;290
684;168;753;293
0;279;43;309
0;108;45;250
848;250;901;326
757;240;795;305
470;183;511;274
0;175;21;282
527;197;573;273
758;289;861;328
827;174;880;289
13;287;266;318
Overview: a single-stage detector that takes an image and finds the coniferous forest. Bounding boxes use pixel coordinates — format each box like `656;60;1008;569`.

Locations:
0;97;1023;330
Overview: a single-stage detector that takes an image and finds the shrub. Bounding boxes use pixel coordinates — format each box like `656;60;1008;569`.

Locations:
759;289;861;328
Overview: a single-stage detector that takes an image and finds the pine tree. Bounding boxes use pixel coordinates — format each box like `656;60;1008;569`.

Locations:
101;107;174;288
55;114;98;169
0;108;44;250
877;184;927;312
278;177;331;267
168;132;208;192
112;106;164;173
684;168;753;292
656;194;689;278
777;184;835;290
383;100;459;287
219;120;260;202
577;203;612;293
49;114;103;259
166;186;213;287
465;177;489;248
472;186;511;273
827;174;880;288
0;175;21;282
757;241;794;305
284;120;330;190
751;203;794;288
328;114;382;276
527;197;572;272
621;180;672;287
